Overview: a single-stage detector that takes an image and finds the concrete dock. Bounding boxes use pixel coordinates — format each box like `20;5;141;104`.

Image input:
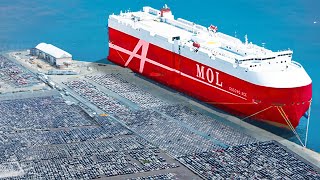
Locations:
0;50;319;179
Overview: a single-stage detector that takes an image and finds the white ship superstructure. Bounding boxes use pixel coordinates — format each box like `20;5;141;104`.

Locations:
108;5;310;88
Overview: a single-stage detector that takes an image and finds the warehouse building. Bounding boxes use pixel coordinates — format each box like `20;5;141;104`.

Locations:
31;43;72;68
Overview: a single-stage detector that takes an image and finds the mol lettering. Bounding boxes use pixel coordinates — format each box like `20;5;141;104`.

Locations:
196;64;223;87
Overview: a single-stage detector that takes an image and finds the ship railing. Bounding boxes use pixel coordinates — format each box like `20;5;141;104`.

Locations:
291;61;302;68
143;6;160;16
177;18;194;26
165;18;195;33
167;18;208;35
276;49;293;54
237;56;278;62
194;24;207;32
216;33;242;45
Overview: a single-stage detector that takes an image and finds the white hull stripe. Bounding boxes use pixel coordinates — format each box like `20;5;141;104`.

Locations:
109;42;247;100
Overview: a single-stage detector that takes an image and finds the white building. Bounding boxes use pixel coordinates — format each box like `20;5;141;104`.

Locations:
31;43;72;68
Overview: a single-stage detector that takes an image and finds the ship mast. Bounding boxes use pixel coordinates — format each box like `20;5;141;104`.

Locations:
244;34;248;45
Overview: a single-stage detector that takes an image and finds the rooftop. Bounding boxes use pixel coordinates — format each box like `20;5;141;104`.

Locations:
35;43;72;59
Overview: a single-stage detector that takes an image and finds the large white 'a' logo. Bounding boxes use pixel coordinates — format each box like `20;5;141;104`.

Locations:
124;39;150;73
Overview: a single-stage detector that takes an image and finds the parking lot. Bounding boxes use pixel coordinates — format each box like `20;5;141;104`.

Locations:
86;74;172;108
179;141;320;179
0;94;196;179
1;51;319;179
115;109;223;158
64;75;257;157
157;105;257;147
62;72;320;179
0;55;41;89
0;95;94;130
63;80;131;115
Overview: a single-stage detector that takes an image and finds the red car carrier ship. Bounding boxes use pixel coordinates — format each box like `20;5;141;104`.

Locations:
107;5;312;129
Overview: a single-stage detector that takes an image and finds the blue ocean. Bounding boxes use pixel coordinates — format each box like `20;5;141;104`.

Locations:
1;0;319;152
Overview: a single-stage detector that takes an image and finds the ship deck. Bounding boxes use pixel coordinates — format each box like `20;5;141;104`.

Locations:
111;12;246;67
116;12;192;39
110;9;305;75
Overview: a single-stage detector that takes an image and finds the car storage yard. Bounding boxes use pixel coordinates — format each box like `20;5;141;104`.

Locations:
0;50;319;179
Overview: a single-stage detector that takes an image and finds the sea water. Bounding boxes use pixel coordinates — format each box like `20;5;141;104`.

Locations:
0;0;319;152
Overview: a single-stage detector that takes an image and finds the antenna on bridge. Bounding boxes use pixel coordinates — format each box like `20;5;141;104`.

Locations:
234;31;237;38
262;42;266;48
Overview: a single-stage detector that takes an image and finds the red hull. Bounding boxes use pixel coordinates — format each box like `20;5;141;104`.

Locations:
107;27;312;128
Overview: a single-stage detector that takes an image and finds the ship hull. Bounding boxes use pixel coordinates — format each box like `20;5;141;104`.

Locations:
108;27;312;129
